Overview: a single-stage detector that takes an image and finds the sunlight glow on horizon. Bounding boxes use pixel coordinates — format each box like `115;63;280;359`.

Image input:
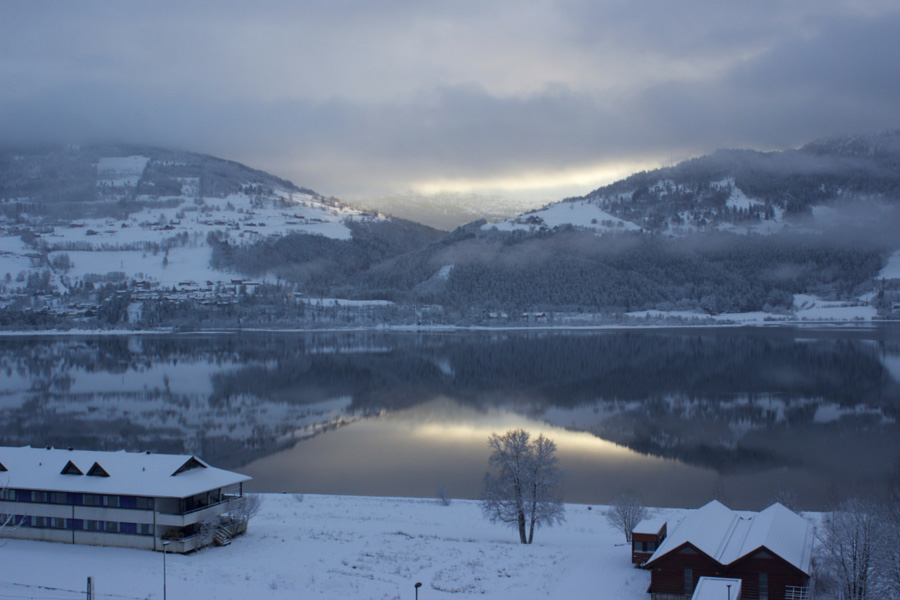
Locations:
407;159;664;199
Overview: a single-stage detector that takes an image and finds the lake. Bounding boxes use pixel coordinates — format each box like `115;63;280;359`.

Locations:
1;326;898;510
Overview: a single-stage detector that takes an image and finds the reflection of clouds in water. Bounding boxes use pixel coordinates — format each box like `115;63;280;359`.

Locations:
879;352;900;383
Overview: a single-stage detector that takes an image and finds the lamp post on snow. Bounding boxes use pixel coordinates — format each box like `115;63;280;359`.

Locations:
163;540;171;600
415;581;422;600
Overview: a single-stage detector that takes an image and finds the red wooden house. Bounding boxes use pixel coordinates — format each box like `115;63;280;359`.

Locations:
642;501;814;600
632;516;668;564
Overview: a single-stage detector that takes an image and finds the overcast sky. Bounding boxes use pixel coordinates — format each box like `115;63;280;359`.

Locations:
2;0;899;209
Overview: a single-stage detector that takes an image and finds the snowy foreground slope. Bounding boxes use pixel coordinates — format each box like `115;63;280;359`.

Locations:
1;494;673;600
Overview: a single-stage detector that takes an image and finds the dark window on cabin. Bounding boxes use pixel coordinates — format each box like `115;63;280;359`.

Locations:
684;569;693;594
633;541;658;553
760;573;768;600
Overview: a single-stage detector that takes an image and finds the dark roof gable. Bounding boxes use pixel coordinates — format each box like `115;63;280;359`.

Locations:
61;460;83;475
172;456;206;476
87;462;110;477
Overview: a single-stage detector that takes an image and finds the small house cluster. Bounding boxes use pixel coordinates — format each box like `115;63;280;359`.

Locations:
632;500;815;600
0;446;251;553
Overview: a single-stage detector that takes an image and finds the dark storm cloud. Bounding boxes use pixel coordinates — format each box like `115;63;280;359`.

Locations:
1;1;898;198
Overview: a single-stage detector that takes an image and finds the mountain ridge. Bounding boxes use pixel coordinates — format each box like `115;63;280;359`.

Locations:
1;133;898;329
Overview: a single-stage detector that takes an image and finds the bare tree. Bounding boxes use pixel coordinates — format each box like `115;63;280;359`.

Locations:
0;479;17;544
880;499;900;600
818;497;882;600
481;429;565;544
606;492;649;542
229;493;263;528
771;486;801;512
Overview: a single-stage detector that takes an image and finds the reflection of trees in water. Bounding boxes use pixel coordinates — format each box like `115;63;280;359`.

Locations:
0;329;898;473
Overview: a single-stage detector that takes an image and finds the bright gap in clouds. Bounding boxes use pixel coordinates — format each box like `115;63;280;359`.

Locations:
408;159;662;197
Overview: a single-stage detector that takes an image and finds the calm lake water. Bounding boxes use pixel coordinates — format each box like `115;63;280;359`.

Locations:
1;326;898;510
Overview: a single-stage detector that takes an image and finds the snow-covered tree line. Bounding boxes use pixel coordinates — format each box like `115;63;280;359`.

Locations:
817;491;900;600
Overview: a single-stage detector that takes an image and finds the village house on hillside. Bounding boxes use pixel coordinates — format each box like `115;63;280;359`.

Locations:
0;446;251;553
640;500;814;600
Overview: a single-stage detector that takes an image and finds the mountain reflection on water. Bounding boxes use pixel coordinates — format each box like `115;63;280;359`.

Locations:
0;327;898;509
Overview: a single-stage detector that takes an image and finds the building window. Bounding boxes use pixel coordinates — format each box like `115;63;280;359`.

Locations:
139;523;154;536
15;490;31;502
136;497;153;510
119;496;137;509
684;569;693;594
67;519;84;531
83;494;101;506
52;517;66;529
32;516;46;528
105;521;118;533
119;522;137;534
104;495;120;508
85;520;104;531
49;492;67;504
759;573;768;600
11;515;31;527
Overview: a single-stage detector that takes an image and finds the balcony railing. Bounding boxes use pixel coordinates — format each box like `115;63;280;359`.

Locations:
785;585;810;600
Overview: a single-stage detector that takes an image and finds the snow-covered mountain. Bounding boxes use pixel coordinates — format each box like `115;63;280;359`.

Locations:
487;131;900;236
0;145;436;297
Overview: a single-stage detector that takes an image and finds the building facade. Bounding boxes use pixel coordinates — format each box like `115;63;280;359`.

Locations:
643;501;814;600
0;446;251;553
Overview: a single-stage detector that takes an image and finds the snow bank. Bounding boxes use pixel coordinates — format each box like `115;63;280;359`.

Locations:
0;494;664;600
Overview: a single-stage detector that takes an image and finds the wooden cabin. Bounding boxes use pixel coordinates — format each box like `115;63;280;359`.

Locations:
632;516;667;564
642;501;814;600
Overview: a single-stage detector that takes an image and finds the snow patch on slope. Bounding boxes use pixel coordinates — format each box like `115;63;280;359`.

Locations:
484;200;641;233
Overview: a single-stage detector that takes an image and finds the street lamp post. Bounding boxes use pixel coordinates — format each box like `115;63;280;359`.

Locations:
163;540;171;600
414;581;422;600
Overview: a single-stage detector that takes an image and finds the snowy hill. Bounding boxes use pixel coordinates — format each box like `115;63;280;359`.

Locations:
488;131;900;236
0;145;384;295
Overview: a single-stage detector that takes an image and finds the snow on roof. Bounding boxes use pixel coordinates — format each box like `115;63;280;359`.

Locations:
0;446;250;499
633;516;667;535
645;500;814;575
692;577;742;600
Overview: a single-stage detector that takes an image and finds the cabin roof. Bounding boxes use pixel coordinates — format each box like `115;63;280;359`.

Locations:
0;446;250;499
633;516;667;535
645;500;814;575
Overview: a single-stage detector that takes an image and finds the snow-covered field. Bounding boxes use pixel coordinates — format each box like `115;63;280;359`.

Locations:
0;494;668;600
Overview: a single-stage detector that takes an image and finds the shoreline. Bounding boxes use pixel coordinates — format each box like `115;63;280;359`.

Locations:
0;317;896;337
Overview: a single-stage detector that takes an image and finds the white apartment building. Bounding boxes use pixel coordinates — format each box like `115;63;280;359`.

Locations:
0;446;251;553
